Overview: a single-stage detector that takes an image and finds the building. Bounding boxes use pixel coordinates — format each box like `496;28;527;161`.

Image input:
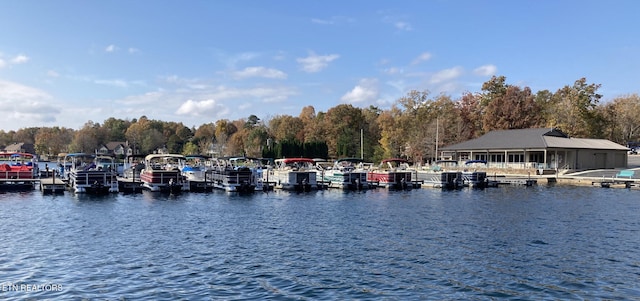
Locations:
440;128;629;172
97;142;130;157
3;143;36;154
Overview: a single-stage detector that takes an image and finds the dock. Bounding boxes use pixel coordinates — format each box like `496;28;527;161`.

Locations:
187;179;214;192
0;178;38;191
39;177;66;194
486;174;537;186
117;177;143;193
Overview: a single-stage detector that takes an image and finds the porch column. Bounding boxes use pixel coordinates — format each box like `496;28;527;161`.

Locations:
504;150;508;167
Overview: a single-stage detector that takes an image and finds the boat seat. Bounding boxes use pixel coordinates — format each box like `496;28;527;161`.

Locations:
616;170;634;178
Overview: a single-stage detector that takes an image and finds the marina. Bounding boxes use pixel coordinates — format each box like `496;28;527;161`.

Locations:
4;163;640;193
1;185;639;300
2;154;640;194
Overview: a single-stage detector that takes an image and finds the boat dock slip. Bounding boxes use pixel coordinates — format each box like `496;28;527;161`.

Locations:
488;175;537;186
0;178;38;191
39;178;66;194
117;177;143;193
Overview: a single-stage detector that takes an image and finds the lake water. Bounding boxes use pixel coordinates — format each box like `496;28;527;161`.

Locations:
1;185;639;300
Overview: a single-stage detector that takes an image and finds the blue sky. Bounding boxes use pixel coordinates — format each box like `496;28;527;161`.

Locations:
1;1;639;131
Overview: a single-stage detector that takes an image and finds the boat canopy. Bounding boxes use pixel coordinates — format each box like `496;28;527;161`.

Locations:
277;158;315;164
144;154;186;161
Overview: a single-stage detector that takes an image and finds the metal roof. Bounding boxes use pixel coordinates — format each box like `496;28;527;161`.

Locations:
442;128;628;151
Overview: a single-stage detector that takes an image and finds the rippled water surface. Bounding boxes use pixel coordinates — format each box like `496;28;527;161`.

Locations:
1;185;640;300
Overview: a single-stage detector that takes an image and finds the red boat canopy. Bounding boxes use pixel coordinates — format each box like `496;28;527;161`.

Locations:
280;158;315;164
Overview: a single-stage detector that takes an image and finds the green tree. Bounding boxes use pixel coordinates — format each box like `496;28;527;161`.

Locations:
102;117;131;142
548;78;603;138
182;141;199;155
324;104;365;158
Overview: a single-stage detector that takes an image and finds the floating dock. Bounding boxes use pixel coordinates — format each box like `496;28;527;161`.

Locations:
39;177;66;194
117;177;143;193
0;179;38;191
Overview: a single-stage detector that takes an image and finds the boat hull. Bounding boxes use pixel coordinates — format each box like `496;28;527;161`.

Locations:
271;170;318;191
209;168;257;193
321;171;369;190
367;171;414;189
140;170;186;193
69;171;118;194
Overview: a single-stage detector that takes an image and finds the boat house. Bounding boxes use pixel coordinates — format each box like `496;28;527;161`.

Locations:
440;128;629;172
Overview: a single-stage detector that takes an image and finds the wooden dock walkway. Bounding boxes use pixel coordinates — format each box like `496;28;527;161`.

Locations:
0;178;39;191
39;177;67;194
117;177;143;193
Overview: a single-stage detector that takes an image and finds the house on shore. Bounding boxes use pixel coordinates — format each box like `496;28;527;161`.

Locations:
97;142;130;157
440;128;629;172
3;143;36;154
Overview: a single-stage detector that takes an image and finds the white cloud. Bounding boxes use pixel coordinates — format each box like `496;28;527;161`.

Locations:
297;52;340;73
430;67;464;84
176;99;226;116
311;16;355;25
118;91;165;106
411;52;432;65
341;78;379;104
11;54;29;64
395;22;412;31
94;79;128;88
0;54;30;68
382;66;403;75
218;51;261;69
105;44;118;52
312;18;333;25
473;64;497;76
128;47;140;54
207;85;297;103
0;80;59;126
233;66;287;79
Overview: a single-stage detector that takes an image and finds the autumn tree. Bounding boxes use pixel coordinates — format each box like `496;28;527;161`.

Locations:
455;92;483;140
193;123;215;155
34;126;74;157
70;121;106;152
377;107;404;160
298;106;324;143
323;104;366;158
212;119;237;156
394;90;431;163
547;78;604;138
361;105;382;162
482;85;543;132
268;115;304;142
13;127;40;144
125;116;164;154
242;115;269;157
607;94;640;144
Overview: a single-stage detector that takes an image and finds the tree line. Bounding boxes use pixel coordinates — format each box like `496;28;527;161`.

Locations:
2;76;639;163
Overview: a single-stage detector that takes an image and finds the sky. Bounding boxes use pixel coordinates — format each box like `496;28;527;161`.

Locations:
1;1;639;131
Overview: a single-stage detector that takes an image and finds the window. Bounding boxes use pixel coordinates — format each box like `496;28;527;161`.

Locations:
508;154;524;163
